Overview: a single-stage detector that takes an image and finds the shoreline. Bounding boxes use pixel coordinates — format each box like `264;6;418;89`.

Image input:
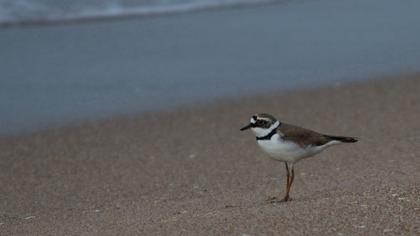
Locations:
0;71;413;140
0;72;412;140
1;74;419;235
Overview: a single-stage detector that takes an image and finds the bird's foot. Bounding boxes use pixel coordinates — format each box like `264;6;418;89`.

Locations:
280;195;291;202
265;196;291;203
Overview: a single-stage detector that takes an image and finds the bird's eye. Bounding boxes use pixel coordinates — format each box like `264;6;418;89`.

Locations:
256;120;264;125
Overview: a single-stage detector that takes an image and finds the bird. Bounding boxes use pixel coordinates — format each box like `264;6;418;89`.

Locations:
240;113;358;202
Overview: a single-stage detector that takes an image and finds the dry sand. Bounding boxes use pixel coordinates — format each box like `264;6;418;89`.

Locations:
1;75;419;235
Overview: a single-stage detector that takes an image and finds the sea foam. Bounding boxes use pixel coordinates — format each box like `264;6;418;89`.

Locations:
0;0;276;26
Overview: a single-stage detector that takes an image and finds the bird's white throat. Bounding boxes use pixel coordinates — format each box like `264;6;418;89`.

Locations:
251;121;280;138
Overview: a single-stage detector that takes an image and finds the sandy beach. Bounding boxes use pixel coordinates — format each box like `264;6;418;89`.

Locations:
0;74;419;235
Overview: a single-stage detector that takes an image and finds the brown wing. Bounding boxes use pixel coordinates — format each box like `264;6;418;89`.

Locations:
277;123;330;148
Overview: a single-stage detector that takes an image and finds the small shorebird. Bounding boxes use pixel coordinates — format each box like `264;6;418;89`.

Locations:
240;113;358;202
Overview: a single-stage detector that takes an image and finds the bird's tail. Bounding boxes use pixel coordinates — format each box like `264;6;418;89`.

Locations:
324;135;358;143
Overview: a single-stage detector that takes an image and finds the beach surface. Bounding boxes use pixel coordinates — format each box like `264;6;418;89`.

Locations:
1;74;419;235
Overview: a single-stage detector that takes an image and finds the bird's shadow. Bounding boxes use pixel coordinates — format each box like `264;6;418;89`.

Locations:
263;188;355;205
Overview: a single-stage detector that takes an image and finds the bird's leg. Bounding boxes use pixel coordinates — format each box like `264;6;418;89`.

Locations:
266;162;290;203
285;162;290;193
281;163;294;202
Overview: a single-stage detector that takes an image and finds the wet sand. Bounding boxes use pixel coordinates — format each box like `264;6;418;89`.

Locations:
1;75;420;235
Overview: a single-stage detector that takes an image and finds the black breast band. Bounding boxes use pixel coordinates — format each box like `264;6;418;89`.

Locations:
256;123;281;141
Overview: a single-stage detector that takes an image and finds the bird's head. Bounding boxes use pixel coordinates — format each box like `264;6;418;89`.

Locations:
240;113;280;137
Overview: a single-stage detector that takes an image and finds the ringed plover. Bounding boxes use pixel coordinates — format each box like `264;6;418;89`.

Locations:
240;113;358;202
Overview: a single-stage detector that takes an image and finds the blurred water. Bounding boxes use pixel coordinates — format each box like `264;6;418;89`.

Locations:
0;0;272;25
1;0;420;135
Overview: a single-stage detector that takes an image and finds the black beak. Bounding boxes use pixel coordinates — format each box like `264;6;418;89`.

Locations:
240;123;253;131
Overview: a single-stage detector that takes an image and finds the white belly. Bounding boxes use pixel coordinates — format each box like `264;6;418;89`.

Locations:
256;134;337;163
